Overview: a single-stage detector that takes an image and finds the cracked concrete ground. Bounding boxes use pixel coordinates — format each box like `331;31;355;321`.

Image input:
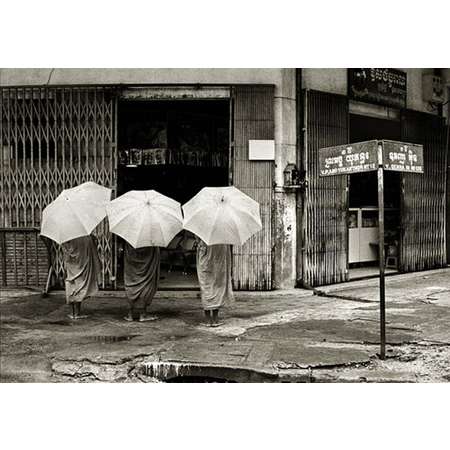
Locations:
1;268;449;382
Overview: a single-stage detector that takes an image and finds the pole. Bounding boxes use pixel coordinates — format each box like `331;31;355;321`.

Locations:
377;141;386;360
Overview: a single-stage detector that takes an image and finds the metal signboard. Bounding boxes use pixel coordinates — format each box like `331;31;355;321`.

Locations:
382;140;424;173
348;68;407;109
318;140;378;176
318;139;424;360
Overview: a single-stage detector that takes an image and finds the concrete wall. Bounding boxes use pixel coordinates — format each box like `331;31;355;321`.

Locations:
273;69;297;289
302;68;449;116
0;67;288;94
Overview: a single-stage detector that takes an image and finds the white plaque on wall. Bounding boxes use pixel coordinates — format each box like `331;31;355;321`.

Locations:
248;140;275;161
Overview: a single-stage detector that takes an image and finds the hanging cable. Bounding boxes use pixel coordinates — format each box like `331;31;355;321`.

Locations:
46;68;55;85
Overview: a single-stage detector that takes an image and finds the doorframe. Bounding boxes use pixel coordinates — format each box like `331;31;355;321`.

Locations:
114;87;233;288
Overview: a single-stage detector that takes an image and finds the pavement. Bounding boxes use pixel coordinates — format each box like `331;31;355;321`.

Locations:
1;268;449;383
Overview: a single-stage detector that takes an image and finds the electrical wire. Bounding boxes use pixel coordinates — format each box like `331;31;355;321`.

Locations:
46;68;55;85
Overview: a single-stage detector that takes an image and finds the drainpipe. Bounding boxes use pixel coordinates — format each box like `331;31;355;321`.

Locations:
434;68;443;117
295;68;303;287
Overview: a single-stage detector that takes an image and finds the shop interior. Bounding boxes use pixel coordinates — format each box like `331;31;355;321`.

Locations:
117;100;230;289
348;113;401;279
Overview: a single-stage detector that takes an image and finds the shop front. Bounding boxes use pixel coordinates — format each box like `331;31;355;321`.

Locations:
299;68;449;287
1;69;447;292
115;96;230;288
0;78;283;291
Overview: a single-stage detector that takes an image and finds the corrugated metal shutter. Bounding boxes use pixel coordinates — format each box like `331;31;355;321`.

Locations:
302;90;349;287
231;85;274;290
446;122;450;265
0;87;118;288
400;110;447;271
0;228;49;287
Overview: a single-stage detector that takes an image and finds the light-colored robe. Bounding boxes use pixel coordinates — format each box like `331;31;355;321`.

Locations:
196;240;234;310
124;243;160;308
62;235;101;304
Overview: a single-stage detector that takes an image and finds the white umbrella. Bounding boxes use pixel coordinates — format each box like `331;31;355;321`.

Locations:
182;186;262;246
40;181;111;244
107;190;183;248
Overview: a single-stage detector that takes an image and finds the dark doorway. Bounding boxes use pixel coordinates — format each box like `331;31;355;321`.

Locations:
348;114;401;278
117;100;230;288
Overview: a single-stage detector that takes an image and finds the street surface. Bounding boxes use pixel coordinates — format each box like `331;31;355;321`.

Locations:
1;269;449;382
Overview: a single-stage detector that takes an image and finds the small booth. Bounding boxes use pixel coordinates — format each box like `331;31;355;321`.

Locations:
348;207;400;267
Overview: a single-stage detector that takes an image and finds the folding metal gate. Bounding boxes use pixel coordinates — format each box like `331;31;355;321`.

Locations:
231;85;274;290
301;90;349;287
400;109;448;271
0;87;118;288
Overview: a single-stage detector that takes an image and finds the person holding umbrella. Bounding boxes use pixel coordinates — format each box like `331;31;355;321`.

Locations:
183;186;262;327
40;182;111;320
61;235;102;319
107;190;183;322
195;238;234;327
122;241;161;322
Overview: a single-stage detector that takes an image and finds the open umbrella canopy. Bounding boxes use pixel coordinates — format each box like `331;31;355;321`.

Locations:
182;186;262;246
40;181;112;244
107;190;183;248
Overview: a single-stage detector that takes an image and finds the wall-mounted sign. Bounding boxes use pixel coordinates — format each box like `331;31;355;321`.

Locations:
318;140;378;176
348;68;407;109
382;140;424;173
249;140;275;161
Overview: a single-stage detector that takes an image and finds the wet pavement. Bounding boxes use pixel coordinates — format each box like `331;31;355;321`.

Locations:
1;268;449;382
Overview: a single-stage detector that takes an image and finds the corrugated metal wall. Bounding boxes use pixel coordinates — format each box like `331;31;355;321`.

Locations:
447;121;450;265
302;90;349;287
0;87;117;288
231;85;274;290
400;110;448;271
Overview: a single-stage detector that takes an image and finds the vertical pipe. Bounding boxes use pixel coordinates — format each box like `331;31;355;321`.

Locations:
377;141;386;360
301;90;308;286
295;69;303;286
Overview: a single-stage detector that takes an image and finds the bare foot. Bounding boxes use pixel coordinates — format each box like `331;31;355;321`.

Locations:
124;315;134;322
139;314;158;322
68;314;76;320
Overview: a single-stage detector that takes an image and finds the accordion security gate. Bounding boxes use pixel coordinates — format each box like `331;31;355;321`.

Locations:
0;87;117;288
